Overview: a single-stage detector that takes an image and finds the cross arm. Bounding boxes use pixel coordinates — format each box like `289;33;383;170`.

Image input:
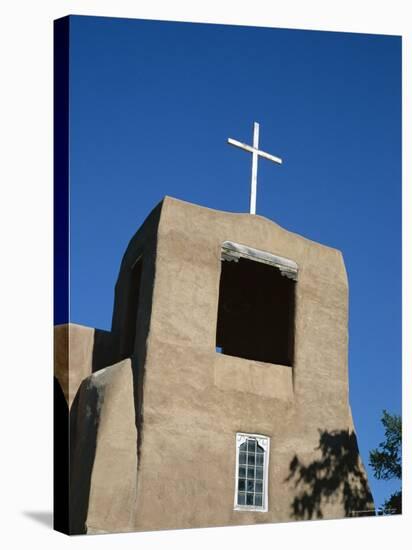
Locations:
227;138;282;165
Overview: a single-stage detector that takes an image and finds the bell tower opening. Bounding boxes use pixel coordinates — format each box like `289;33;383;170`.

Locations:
216;242;297;366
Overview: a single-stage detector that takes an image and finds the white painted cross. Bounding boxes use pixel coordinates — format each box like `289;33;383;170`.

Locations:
228;122;283;215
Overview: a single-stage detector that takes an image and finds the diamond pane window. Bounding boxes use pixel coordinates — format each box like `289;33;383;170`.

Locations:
234;433;270;512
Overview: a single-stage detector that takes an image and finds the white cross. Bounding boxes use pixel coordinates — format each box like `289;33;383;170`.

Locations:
228;122;283;215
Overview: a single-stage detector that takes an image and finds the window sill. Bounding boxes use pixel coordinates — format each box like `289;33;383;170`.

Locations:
234;505;268;513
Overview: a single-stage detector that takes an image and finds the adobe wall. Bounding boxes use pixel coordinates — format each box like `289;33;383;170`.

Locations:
59;197;373;534
70;359;138;534
54;324;117;408
129;196;372;530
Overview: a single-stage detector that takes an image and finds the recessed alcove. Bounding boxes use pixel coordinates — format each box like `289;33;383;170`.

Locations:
122;256;143;357
216;242;297;366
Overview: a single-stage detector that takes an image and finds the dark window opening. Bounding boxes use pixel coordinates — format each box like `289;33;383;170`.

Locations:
216;255;295;366
122;256;143;357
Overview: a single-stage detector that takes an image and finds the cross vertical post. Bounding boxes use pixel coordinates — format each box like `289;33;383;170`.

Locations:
250;122;259;215
228;122;283;215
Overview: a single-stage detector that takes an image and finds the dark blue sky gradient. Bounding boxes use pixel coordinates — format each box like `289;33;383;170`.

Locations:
68;15;401;509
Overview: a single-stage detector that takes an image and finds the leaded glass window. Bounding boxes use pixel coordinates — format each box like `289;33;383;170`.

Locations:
234;433;269;512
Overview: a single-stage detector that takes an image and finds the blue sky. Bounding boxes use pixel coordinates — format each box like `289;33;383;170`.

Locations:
67;15;401;510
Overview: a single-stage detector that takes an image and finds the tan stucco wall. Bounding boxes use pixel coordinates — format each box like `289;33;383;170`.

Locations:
58;197;373;534
54;324;117;408
86;360;138;533
54;324;94;408
126;197;369;531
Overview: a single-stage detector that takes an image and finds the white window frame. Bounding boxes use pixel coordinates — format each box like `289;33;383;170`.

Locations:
234;432;270;512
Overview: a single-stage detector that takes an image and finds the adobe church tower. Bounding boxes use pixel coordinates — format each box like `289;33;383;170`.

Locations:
55;196;374;534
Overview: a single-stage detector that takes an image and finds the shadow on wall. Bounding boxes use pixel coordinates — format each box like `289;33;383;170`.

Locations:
286;430;375;519
69;380;100;535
